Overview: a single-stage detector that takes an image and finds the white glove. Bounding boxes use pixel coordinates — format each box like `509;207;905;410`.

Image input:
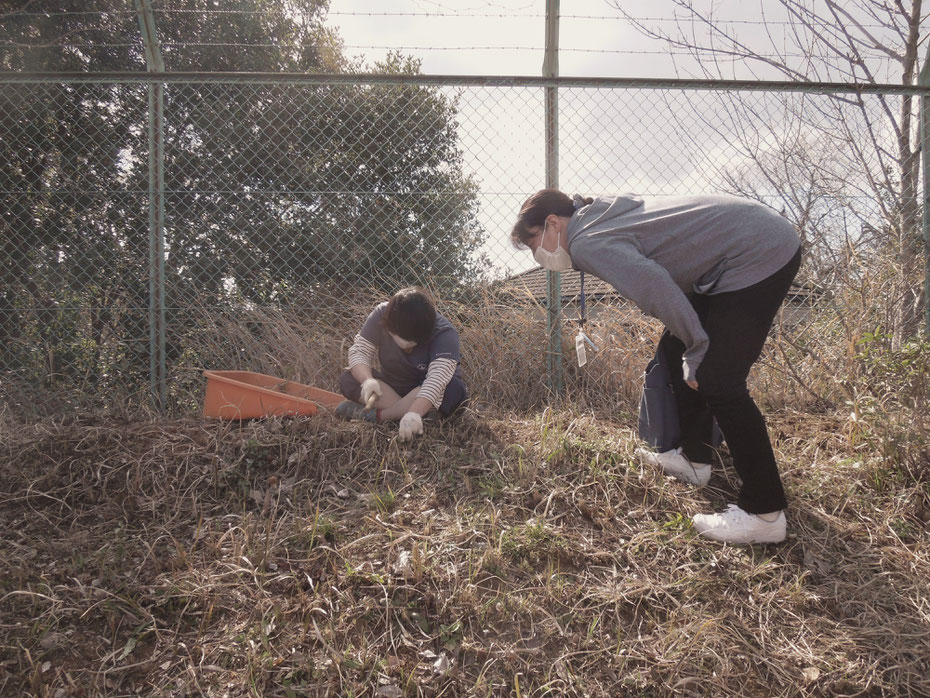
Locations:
398;411;423;442
360;378;382;408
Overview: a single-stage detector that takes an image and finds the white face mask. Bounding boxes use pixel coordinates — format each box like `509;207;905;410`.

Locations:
533;221;573;272
389;332;417;350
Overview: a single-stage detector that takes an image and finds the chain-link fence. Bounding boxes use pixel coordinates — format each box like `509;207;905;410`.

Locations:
1;74;928;414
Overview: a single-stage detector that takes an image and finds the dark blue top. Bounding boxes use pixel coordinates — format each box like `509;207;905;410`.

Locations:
359;302;463;389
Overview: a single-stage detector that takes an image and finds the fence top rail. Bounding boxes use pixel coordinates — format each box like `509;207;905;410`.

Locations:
2;71;930;95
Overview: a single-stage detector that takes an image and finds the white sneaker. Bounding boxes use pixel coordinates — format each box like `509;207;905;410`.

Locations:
636;447;711;486
692;504;786;544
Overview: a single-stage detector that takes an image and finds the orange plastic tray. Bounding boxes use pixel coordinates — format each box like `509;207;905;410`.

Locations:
203;370;344;419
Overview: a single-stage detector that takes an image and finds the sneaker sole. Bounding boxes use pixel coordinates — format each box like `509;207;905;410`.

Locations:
697;532;786;544
692;524;786;544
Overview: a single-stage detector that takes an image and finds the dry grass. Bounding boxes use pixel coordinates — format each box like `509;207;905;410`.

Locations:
164;287;667;418
1;394;929;697
3;284;929;696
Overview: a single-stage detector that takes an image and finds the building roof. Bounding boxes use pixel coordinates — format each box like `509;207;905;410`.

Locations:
500;266;820;303
499;267;618;302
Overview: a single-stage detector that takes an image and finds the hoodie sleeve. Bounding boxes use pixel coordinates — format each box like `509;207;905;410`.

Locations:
571;239;709;382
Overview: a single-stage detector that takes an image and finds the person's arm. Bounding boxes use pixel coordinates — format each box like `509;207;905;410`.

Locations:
573;241;709;382
397;349;459;441
348;334;376;381
395;357;456;433
347;334;381;404
414;357;457;414
406;395;434;417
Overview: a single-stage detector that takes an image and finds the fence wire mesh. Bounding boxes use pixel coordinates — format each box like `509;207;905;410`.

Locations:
1;75;926;414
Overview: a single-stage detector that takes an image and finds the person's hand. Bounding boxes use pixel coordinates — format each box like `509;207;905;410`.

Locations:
360;378;382;408
398;412;423;442
685;380;699;390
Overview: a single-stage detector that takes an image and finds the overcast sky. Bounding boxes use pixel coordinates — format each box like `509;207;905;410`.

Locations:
321;1;922;276
324;1;693;275
325;0;686;78
325;0;922;81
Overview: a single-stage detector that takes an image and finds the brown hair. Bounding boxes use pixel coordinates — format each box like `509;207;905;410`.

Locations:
510;189;593;248
383;286;436;345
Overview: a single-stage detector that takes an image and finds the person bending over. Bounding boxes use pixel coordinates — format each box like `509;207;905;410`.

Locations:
336;287;468;441
512;189;801;545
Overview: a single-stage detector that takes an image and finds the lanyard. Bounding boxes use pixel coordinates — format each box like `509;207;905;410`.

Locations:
579;270;586;327
574;271;593;367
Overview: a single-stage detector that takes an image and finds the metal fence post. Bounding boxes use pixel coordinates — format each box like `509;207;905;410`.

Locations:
543;0;563;393
921;45;930;337
135;0;167;408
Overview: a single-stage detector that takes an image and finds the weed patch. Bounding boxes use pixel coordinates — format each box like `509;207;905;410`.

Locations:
1;406;929;696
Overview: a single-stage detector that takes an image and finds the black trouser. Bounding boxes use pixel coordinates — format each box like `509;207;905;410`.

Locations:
659;247;801;514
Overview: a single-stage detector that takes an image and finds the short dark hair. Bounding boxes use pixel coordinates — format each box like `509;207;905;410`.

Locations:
383;287;436;345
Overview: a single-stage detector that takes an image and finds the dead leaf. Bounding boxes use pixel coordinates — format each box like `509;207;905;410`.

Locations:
375;687;403;698
39;633;64;650
432;654;451;676
802;667;820;683
392;550;412;576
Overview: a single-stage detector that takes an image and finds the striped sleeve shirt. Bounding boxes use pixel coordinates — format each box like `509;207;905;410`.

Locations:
347;332;457;409
347;334;376;369
417;357;458;409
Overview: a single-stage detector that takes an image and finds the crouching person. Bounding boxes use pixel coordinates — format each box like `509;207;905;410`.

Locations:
336;287;468;441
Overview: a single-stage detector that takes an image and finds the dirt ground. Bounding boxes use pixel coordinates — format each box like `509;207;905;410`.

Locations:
2;405;929;697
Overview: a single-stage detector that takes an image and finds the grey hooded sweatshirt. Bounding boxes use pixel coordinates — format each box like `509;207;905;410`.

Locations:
566;194;800;382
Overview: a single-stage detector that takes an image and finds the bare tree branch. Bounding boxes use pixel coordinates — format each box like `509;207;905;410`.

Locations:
608;0;926;337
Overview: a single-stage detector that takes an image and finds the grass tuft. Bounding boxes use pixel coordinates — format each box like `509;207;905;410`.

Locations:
1;401;929;696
